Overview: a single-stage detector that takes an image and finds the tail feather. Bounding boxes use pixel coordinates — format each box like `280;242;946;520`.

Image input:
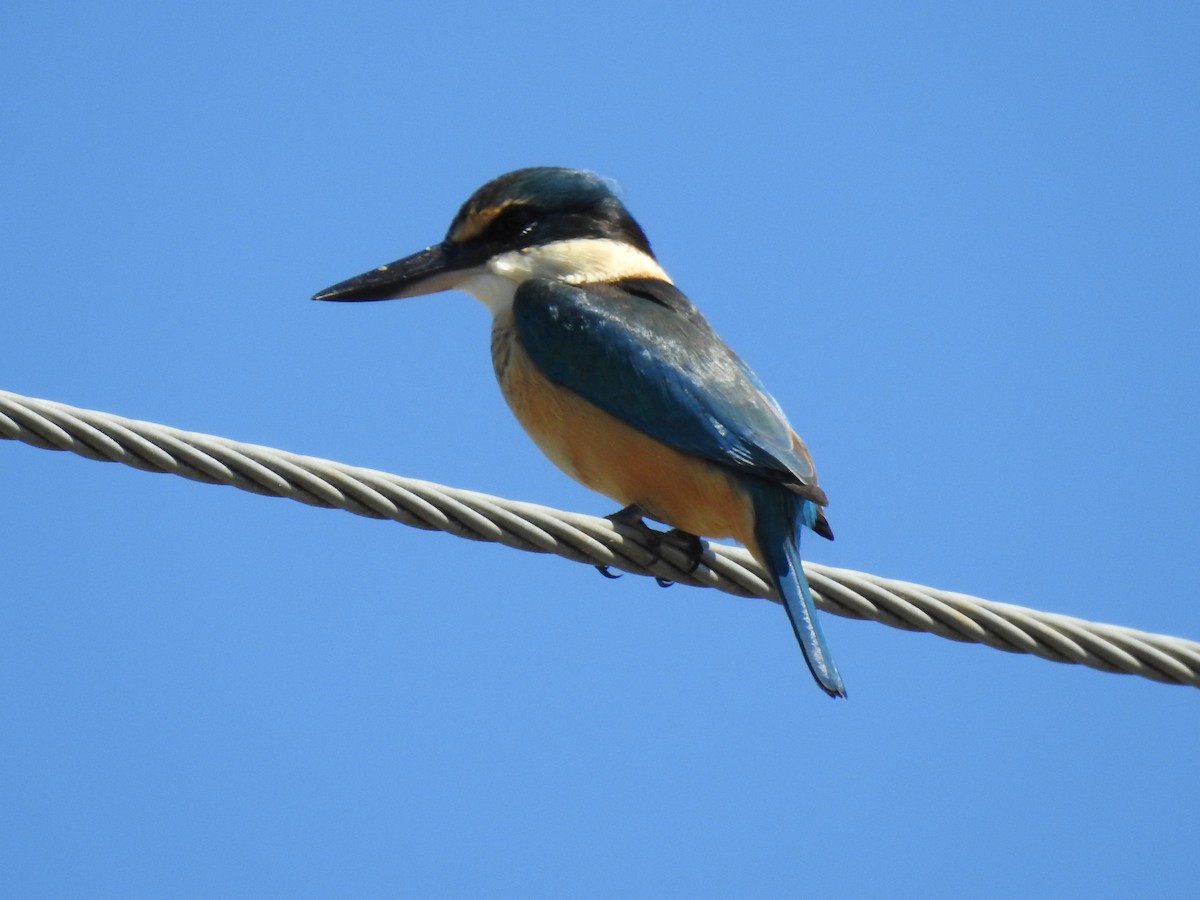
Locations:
751;489;846;698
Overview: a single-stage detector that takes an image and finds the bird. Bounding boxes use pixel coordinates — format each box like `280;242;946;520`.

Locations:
313;167;846;697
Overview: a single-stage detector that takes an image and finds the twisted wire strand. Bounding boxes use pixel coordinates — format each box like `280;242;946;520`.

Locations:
3;387;1198;689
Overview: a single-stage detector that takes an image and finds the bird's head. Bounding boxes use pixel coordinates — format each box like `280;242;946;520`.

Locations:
313;167;669;313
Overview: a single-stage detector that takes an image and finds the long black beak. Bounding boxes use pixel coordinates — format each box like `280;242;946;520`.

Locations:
312;241;482;302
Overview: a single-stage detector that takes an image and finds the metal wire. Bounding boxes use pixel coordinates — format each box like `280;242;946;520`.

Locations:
3;387;1197;688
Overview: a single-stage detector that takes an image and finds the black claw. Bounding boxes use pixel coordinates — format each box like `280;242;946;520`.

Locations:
595;565;623;580
665;529;708;574
605;503;663;559
655;577;675;588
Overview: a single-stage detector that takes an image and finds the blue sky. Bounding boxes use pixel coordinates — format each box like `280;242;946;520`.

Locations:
2;2;1197;897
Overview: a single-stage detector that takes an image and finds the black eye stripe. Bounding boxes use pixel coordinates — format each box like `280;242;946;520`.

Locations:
485;205;540;242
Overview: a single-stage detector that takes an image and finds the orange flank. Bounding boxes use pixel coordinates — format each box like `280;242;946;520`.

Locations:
498;334;758;551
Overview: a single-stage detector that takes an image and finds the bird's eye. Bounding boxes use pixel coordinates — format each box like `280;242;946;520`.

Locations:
487;205;540;244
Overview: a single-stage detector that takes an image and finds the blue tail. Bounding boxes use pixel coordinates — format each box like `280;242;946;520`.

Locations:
749;485;846;698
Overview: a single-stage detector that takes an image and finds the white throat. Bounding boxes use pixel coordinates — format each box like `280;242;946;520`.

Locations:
457;238;671;316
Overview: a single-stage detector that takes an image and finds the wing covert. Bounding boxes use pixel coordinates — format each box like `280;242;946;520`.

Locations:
511;278;825;503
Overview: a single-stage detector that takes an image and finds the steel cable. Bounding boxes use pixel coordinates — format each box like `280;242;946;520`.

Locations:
3;387;1197;688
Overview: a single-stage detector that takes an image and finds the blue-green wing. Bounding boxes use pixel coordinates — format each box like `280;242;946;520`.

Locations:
512;277;825;503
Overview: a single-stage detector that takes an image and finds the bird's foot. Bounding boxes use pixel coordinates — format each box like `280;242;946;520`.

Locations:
595;504;660;582
664;529;708;574
654;529;708;587
595;506;708;587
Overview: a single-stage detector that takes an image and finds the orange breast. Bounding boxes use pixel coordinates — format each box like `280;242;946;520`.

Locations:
496;331;757;548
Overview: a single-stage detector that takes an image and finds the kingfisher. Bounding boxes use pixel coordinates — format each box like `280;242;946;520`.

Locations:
313;167;846;697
